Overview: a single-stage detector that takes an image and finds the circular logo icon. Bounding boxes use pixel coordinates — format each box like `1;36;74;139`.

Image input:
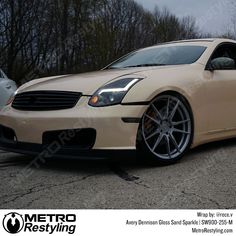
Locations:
2;213;24;234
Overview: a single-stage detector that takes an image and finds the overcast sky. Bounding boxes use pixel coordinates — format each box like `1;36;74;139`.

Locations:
135;0;235;35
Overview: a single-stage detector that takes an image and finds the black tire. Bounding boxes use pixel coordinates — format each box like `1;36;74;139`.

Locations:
136;94;193;165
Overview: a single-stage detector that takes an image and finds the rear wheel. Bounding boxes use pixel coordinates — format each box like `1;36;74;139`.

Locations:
137;94;193;164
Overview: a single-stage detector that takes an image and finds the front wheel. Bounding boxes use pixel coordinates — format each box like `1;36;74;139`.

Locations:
137;94;193;164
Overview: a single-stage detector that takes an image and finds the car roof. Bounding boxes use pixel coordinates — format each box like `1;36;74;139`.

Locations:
141;38;236;50
160;38;236;44
163;38;216;44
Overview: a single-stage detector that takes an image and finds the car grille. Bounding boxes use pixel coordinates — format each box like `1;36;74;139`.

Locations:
12;91;82;111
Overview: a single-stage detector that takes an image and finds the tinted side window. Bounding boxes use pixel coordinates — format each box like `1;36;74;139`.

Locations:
210;43;236;69
0;69;8;80
0;70;3;80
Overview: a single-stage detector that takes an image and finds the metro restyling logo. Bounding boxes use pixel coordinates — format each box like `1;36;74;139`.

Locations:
2;213;76;234
3;213;24;234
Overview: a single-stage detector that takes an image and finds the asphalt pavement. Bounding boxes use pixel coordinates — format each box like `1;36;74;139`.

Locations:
0;139;235;209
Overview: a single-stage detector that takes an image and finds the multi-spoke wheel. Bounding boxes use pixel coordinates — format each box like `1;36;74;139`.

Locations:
137;94;193;164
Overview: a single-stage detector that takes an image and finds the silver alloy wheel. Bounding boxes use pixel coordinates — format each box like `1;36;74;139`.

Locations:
142;95;191;160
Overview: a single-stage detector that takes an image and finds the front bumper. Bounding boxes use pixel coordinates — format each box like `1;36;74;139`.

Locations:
0;97;147;153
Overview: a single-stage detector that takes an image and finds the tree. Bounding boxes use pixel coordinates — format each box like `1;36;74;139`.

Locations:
0;0;200;84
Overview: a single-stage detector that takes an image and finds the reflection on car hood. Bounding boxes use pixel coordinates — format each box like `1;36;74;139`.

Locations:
18;65;188;95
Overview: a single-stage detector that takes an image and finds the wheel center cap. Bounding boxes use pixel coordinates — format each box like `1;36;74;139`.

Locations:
161;121;170;133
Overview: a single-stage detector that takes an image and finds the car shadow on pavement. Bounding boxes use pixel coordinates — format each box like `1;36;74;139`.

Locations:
181;137;236;164
1;137;236;173
43;137;236;167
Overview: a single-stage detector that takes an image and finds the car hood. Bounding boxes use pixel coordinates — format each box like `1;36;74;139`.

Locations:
19;65;189;95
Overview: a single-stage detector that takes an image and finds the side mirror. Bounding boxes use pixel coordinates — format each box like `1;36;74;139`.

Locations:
207;57;235;71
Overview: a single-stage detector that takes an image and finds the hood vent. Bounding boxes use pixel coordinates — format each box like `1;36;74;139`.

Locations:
12;90;82;111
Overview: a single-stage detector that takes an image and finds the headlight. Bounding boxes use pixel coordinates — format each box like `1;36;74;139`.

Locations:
89;77;143;107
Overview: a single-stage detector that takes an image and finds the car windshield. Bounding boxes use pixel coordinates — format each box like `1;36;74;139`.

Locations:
108;45;207;69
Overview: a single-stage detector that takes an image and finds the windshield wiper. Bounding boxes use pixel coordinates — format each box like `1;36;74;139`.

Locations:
123;63;167;68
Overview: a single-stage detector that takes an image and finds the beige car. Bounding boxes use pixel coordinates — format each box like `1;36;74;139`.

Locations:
0;38;236;164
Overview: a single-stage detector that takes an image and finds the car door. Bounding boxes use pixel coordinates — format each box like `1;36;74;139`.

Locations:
204;43;236;133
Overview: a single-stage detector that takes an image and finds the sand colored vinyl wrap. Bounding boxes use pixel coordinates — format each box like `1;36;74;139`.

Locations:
1;38;236;150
